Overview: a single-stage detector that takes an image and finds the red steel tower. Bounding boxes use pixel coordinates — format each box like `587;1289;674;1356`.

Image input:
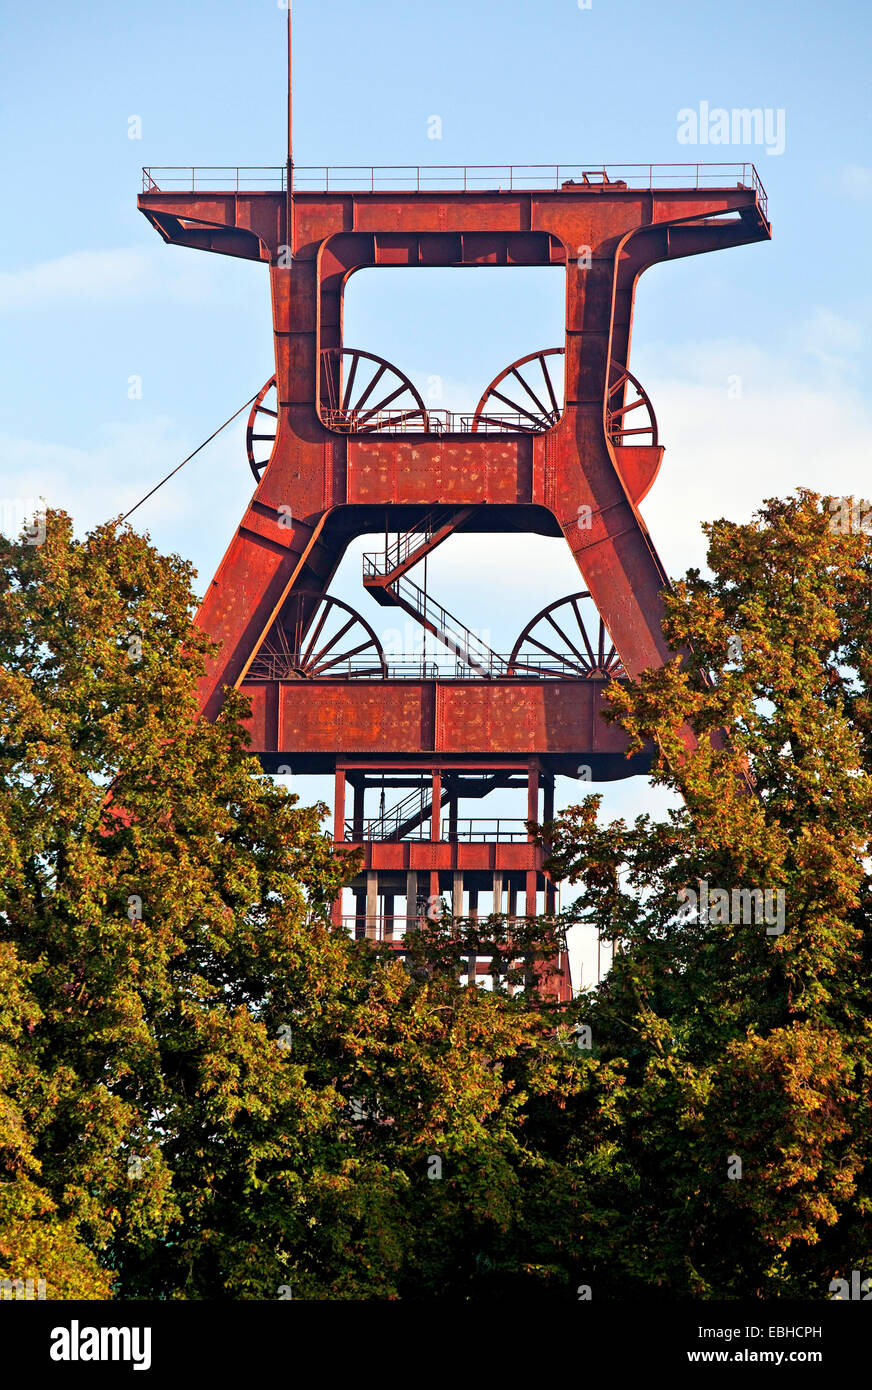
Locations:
137;9;770;999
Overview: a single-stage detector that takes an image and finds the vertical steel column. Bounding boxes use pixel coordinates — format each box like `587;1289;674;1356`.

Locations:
366;871;378;940
525;870;538;916
543;774;556;914
493;871;503;916
352;778;365;841
452;870;464;917
333;768;346;841
527;762;539;837
331;769;346;926
353;888;366;940
406;868;418;931
431;770;442;840
448;781;458;842
543;773;555;825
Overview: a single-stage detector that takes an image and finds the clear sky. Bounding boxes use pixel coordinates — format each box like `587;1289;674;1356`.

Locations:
2;0;870;982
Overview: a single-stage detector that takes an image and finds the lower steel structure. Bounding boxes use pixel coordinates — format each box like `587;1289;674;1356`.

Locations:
246;664;652;1002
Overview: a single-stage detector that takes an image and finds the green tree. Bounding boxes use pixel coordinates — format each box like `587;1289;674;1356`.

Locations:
0;510;585;1300
10;494;863;1302
543;490;872;1298
0;510;353;1297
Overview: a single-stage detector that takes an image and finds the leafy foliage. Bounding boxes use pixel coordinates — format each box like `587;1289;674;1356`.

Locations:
2;492;868;1301
0;511;581;1300
541;491;872;1296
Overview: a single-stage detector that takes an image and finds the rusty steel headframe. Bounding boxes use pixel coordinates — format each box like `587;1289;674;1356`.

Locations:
138;172;769;733
136;8;771;998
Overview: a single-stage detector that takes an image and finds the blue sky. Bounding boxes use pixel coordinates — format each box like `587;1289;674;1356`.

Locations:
2;0;870;981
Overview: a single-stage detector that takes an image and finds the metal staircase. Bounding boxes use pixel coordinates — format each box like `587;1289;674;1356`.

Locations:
347;773;513;841
364;506;475;587
363;506;507;678
346;782;446;842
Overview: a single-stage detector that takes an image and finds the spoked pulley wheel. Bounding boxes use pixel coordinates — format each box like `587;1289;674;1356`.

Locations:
246;349;429;483
246;377;279;483
471;348;563;433
472;350;657;444
247;592;388;681
508;592;625;679
321;348;429;434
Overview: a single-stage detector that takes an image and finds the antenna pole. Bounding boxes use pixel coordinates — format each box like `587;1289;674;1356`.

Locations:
286;1;293;255
292;0;299;182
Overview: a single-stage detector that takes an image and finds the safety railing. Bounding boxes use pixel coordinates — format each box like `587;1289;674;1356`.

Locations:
142;163;767;210
338;917;529;943
141;166;286;192
746;163;769;221
443;819;529;842
324;408;554;435
342;817;529;844
343;811;531;839
345;813;433;842
341;915;409;942
364;509;449;578
244;652;600;680
379;527;427;576
323;408;436;434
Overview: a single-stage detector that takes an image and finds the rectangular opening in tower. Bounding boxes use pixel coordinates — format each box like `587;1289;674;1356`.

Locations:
340;266;566;431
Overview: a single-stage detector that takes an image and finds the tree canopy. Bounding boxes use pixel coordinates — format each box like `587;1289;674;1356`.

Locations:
542;489;872;1297
0;511;579;1300
1;490;869;1300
